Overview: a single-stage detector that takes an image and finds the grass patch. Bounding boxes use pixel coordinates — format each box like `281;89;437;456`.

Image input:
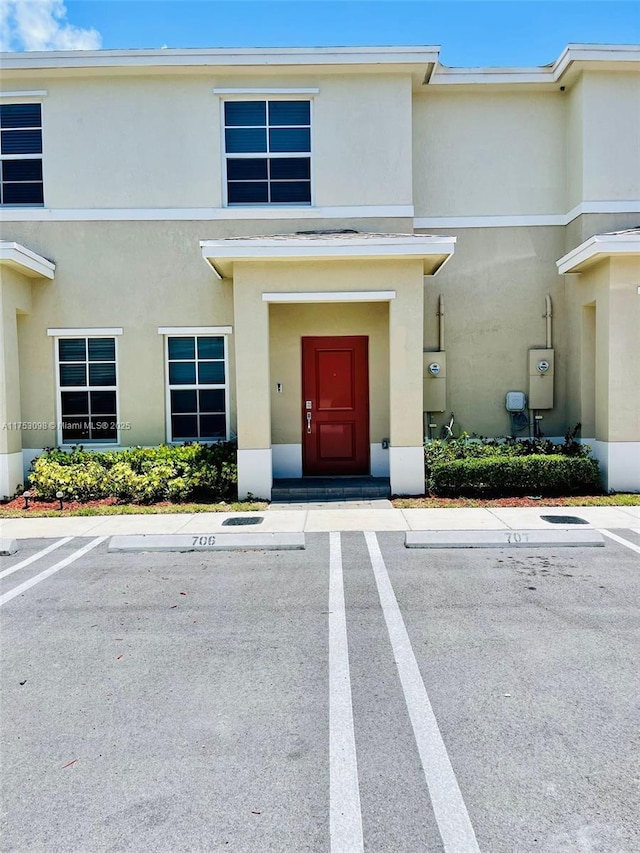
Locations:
393;494;640;509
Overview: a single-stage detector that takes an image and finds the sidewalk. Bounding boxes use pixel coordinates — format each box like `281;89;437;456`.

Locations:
0;504;638;539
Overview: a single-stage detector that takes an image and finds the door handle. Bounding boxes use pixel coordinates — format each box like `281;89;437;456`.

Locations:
306;411;312;434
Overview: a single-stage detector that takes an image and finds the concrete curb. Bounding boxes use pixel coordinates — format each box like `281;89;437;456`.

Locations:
0;539;18;556
108;532;305;552
405;529;605;549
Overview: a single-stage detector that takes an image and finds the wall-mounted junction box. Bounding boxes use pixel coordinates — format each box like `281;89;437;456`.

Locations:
528;348;555;409
423;352;446;412
505;390;527;412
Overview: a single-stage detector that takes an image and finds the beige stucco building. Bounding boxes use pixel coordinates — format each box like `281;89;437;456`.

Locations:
0;43;639;499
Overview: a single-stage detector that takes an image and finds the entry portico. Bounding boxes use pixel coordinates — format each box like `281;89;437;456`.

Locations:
201;232;455;499
0;243;56;498
558;228;640;492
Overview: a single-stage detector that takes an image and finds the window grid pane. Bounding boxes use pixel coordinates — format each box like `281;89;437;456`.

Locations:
58;337;117;443
167;336;227;441
0;104;41;129
225;99;311;206
1;104;43;207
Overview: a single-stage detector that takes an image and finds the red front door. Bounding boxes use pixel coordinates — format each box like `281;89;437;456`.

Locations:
301;336;370;476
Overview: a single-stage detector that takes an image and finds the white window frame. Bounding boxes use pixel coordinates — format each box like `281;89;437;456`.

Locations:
220;95;314;208
50;330;122;447
0;99;45;207
161;328;231;444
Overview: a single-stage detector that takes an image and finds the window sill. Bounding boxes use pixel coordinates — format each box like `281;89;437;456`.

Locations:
226;203;313;208
60;443;121;449
167;438;230;445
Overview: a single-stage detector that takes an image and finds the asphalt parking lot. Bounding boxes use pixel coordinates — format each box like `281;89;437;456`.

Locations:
1;529;639;853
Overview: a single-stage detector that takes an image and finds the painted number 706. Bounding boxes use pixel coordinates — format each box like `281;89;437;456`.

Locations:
192;535;217;546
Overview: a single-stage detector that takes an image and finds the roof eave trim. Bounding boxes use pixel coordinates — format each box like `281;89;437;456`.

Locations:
200;235;456;278
0;45;441;72
556;234;640;274
427;43;640;86
0;241;55;279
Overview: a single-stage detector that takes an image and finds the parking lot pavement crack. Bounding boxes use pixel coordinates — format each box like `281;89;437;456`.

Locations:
484;508;515;529
171;513;199;533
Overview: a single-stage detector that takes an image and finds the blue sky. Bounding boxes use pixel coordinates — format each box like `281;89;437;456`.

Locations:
1;2;638;66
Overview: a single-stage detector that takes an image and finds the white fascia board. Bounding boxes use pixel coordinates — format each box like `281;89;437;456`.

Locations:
200;235;455;254
554;43;640;78
415;213;568;229
47;327;123;336
556;234;640;274
0;90;47;98
415;201;640;230
565;200;640;221
262;291;396;303
201;236;455;279
430;65;555;85
0;45;440;70
158;326;233;335
0;242;55;279
429;43;640;87
3;204;635;229
0;204;414;222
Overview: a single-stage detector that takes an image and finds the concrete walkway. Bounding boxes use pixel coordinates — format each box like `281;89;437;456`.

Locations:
0;504;638;538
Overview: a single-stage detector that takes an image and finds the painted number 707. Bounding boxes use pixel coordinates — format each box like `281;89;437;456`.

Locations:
192;535;217;546
506;532;528;543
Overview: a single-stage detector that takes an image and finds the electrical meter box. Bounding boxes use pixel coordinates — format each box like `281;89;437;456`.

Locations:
423;352;446;412
528;348;555;409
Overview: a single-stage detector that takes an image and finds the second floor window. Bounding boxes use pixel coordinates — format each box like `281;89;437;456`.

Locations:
224;100;311;205
0;103;43;206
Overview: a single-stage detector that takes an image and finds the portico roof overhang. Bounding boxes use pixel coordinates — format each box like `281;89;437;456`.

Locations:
0;241;55;279
556;229;640;274
200;233;456;280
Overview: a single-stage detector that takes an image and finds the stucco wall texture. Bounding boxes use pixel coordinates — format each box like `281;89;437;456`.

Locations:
1;52;639;494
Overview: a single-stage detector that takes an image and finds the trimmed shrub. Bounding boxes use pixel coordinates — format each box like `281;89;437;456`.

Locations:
430;454;601;497
27;457;108;502
424;425;601;496
28;442;238;503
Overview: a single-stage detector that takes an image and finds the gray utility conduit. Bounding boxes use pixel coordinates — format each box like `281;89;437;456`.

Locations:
425;295;445;441
529;294;553;438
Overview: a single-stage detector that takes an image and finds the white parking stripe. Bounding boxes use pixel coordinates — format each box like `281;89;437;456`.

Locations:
599;529;640;555
0;537;107;608
364;531;481;853
0;537;74;581
329;531;364;853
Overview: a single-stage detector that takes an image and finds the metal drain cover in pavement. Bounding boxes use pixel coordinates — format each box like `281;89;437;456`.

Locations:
221;516;264;526
540;515;588;525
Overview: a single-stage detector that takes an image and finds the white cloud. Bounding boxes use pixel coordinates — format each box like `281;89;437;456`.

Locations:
0;0;102;51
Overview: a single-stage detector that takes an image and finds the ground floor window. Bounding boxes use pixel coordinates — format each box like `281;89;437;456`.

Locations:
56;335;118;443
165;333;229;441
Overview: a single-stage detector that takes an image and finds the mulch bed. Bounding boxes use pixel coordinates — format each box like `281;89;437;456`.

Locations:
2;496;170;512
1;494;619;513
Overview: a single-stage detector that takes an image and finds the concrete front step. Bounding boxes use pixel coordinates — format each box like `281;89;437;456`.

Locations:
272;476;391;501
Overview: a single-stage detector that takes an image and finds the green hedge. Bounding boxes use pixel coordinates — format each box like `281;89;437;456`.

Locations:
430;454;601;497
425;428;591;469
28;443;237;503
